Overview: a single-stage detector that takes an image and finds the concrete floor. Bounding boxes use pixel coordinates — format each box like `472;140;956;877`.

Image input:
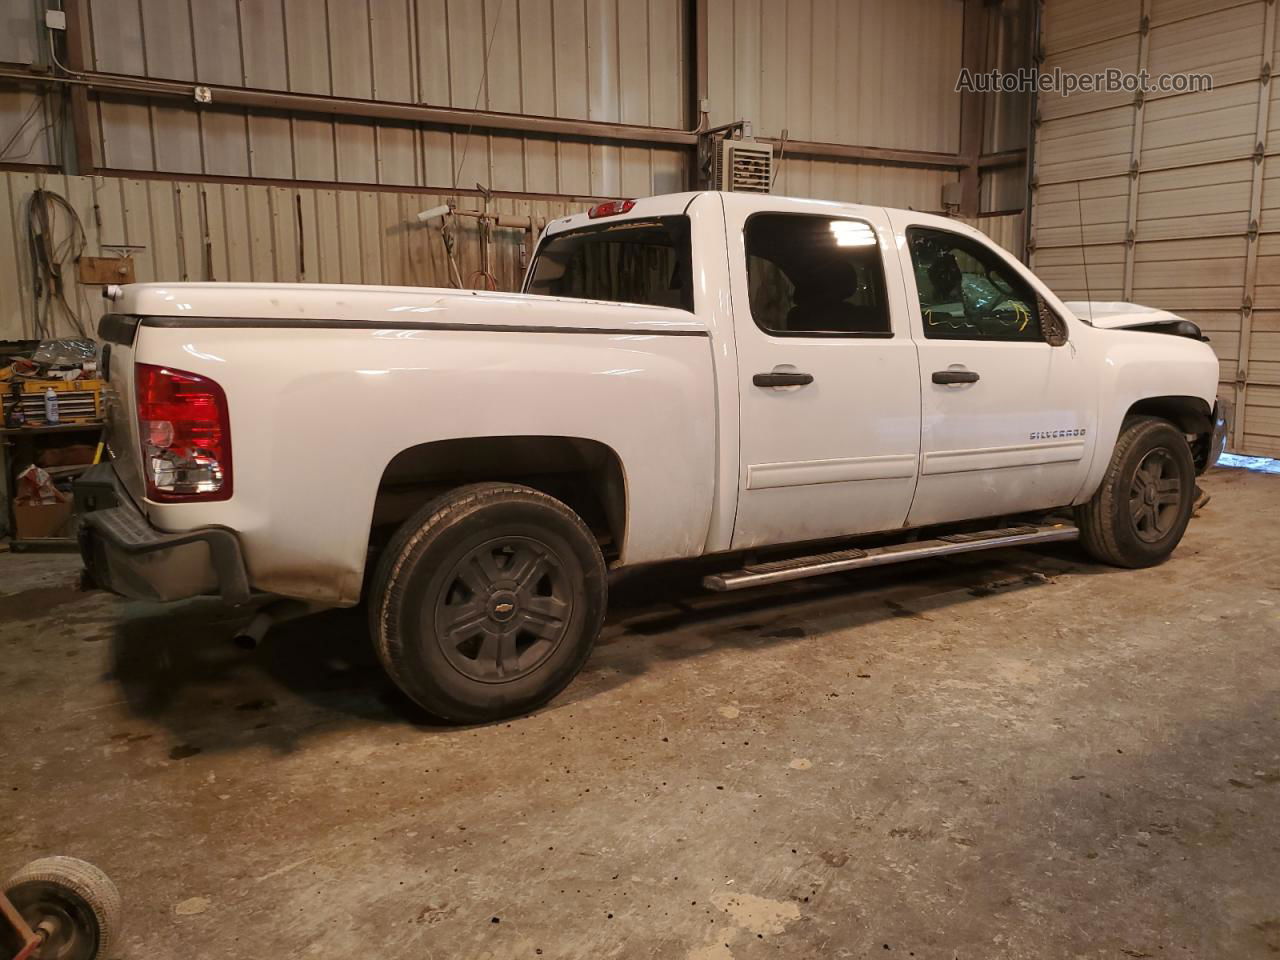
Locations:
1;466;1277;959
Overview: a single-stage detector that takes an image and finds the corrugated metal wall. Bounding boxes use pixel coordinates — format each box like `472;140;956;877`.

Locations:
1031;0;1279;456
0;170;1031;342
698;0;1028;234
1;0;61;169
981;0;1033;215
12;0;990;210
708;0;963;153
79;0;690;197
0;2;1027;210
975;211;1026;254
0;169;579;339
705;0;960;208
0;0;1035;338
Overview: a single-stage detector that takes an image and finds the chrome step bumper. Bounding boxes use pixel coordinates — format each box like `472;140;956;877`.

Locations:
702;522;1079;592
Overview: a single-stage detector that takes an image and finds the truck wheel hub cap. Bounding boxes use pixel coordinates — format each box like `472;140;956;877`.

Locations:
488;591;519;622
434;536;574;683
1128;447;1182;544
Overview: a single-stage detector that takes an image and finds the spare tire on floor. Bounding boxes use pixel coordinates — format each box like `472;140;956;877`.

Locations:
4;856;121;960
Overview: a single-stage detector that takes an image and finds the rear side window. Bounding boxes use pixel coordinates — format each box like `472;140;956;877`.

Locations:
744;213;891;337
525;216;693;312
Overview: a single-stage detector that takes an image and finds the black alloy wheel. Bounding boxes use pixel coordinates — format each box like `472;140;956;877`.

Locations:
1128;447;1183;544
434;536;573;683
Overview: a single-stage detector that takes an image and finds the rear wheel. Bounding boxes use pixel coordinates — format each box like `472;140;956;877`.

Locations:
369;483;607;722
1077;417;1196;568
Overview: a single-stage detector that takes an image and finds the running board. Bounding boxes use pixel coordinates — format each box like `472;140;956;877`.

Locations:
702;522;1079;592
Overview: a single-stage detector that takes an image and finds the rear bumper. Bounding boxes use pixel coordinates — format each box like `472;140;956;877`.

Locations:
74;463;251;604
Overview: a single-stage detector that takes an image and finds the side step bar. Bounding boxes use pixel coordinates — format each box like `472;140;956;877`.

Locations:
702;522;1078;592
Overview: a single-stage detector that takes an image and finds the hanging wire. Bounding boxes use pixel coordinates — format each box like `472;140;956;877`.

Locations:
25;188;90;340
1;23;76;164
0;97;51;163
450;0;508;192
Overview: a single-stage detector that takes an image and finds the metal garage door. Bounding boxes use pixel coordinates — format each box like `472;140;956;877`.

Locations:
1031;0;1280;456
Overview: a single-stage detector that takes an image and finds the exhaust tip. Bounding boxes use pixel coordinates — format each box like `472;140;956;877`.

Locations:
231;610;275;650
230;599;310;649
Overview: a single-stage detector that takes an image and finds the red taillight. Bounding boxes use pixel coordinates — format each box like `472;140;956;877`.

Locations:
587;199;636;219
135;362;232;502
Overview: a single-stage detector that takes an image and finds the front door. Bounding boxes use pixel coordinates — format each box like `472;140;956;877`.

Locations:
724;196;922;551
888;214;1097;527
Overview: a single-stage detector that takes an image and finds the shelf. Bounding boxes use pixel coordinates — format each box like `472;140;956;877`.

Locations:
9;537;79;553
0;422;105;436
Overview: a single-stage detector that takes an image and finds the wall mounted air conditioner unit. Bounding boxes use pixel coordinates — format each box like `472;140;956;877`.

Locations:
712;138;774;193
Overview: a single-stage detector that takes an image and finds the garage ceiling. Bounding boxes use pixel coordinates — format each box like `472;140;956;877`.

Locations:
1031;0;1280;457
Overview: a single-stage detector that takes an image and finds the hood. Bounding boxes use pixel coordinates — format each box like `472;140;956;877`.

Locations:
1063;301;1206;340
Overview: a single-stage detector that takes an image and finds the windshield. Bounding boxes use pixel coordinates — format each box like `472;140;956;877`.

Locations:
524;216;693;312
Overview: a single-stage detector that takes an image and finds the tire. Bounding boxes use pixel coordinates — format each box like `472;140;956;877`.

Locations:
369;482;607;723
1076;416;1197;568
4;856;121;960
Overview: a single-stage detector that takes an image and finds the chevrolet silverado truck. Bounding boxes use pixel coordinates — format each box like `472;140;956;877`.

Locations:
76;191;1230;722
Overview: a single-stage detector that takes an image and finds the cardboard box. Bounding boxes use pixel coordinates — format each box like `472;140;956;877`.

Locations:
14;500;73;539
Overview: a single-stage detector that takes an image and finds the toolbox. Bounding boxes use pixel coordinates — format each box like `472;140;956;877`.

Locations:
1;378;105;425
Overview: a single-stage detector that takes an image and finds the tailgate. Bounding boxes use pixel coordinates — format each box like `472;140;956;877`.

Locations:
98;314;147;506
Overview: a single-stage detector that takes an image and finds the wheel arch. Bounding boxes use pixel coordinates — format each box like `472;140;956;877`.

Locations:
1124;395;1213;435
370;435;629;563
1076;389;1217;505
1123;395;1216;472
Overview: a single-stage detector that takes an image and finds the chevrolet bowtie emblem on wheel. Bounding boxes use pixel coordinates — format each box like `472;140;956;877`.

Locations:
494;602;514;614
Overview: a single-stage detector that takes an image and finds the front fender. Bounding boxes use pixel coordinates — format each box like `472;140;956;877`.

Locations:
1073;330;1219;504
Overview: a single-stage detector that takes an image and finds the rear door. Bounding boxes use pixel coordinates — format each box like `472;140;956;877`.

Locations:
724;195;922;550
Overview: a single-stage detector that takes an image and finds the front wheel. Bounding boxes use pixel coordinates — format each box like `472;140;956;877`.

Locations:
369;483;608;723
1076;417;1197;568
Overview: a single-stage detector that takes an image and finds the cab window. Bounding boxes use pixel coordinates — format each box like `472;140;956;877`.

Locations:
525;216;693;311
744;213;891;337
906;227;1042;342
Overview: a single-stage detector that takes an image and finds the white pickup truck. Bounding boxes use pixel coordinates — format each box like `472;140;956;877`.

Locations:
77;191;1230;721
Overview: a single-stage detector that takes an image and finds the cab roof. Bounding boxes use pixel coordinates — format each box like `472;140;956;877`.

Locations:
544;190;982;243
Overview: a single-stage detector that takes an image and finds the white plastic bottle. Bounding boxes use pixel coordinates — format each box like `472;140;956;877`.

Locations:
44;387;59;425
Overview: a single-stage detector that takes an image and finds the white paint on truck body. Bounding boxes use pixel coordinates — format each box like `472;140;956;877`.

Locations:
102;191;1221;607
110;285;716;604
